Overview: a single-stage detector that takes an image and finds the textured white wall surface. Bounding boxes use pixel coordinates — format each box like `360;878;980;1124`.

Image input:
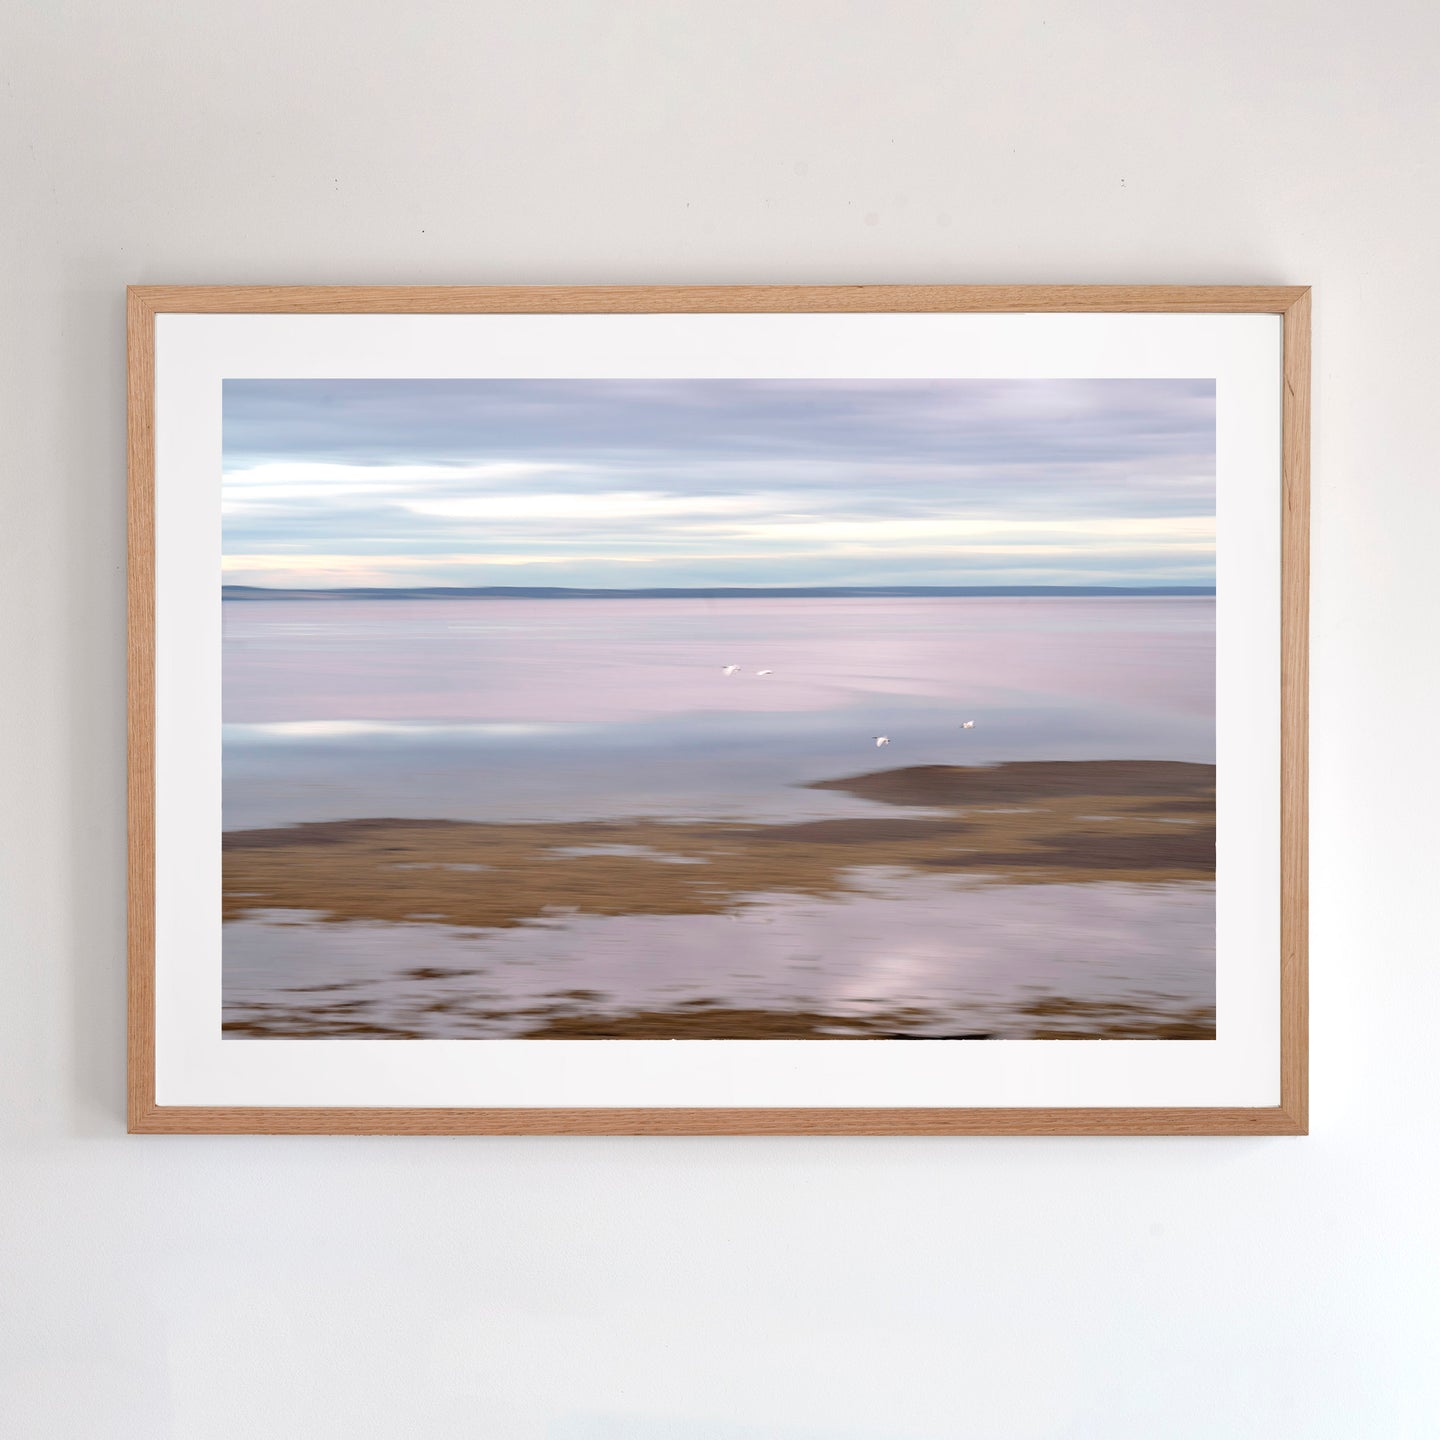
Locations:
1;3;1436;1436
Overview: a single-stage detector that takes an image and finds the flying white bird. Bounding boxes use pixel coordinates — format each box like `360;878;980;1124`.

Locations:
722;665;740;676
757;669;774;677
873;735;890;747
961;720;975;730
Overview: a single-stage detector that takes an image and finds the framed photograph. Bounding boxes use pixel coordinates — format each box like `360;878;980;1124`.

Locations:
127;284;1308;1135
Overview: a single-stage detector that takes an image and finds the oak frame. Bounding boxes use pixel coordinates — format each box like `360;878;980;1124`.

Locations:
127;284;1309;1136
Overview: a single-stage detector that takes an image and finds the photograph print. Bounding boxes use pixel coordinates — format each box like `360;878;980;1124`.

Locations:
220;376;1216;1043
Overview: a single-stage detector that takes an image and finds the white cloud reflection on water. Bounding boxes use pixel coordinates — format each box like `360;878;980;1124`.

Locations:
222;873;1214;1040
225;596;1212;725
223;596;1213;828
222;595;1215;1032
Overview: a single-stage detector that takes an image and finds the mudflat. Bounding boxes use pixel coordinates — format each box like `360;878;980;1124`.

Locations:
222;760;1215;1041
224;760;1213;931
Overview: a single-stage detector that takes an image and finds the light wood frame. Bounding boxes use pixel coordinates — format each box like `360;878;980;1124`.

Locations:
127;284;1309;1136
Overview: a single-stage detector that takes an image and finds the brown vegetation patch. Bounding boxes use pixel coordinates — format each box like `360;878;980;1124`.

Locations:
923;827;1215;873
520;1007;892;1039
735;817;975;844
1019;996;1216;1040
808;760;1214;808
518;999;1214;1040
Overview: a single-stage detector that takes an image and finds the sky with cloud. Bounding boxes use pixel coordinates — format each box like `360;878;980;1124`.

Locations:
221;378;1215;589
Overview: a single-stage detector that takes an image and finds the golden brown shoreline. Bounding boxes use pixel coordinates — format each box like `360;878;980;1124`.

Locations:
223;761;1214;932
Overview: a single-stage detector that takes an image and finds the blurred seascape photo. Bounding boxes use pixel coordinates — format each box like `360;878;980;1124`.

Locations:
221;378;1216;1041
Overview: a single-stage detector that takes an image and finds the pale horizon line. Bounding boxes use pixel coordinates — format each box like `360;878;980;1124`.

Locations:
222;582;1216;598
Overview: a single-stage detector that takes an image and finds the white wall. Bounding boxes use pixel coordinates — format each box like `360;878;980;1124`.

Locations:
2;3;1435;1436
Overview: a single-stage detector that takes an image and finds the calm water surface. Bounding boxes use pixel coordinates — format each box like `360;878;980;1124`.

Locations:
224;596;1214;827
222;596;1215;1036
224;877;1214;1038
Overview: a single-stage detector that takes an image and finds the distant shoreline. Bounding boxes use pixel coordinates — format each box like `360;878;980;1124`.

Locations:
222;583;1216;601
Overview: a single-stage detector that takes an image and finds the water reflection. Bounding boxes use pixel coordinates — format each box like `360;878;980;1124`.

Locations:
224;596;1214;827
223;873;1215;1040
222;596;1216;1038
